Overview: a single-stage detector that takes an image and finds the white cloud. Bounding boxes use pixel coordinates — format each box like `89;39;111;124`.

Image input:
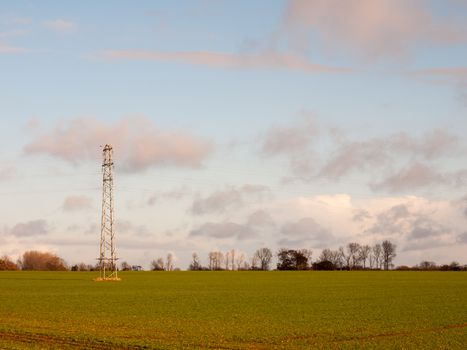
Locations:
24;116;213;172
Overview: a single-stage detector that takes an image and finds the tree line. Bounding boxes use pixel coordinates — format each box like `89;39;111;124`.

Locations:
187;240;398;271
395;261;466;271
1;241;466;272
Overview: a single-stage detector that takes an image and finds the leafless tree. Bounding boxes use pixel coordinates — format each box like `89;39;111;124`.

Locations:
319;248;332;262
189;252;202;270
230;249;236;270
382;240;397;270
300;249;312;268
77;262;92;271
166;253;174;271
359;245;371;269
335;247;344;270
317;248;343;270
151;257;165;271
418;261;437;270
346;242;361;270
216;251;224;270
372;243;383;269
225;251;230;270
120;261;131;271
251;254;260;270
253;248;273;270
236;252;245;270
208;251;224;270
208;252;214;270
331;249;345;269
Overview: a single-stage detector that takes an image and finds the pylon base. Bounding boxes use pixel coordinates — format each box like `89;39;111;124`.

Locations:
93;277;121;282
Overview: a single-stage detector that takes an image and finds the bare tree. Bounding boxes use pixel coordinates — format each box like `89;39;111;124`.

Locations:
208;252;214;270
166;253;174;271
319;248;332;262
208;251;224;270
121;261;131;271
336;247;346;270
318;245;391;271
230;249;236;270
251;254;259;270
330;249;344;270
300;249;312;268
372;243;383;269
189;252;202;270
216;251;224;270
418;261;437;270
382;240;397;270
359;245;371;269
341;246;349;269
236;252;245;270
151;257;165;271
225;251;230;270
346;243;361;270
77;262;93;271
253;248;273;270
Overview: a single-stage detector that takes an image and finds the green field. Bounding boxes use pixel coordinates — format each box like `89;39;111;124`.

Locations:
0;271;466;349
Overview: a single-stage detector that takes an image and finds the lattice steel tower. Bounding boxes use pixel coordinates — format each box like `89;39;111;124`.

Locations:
97;144;119;280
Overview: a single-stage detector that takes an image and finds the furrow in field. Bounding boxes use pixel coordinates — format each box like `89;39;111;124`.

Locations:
0;330;148;350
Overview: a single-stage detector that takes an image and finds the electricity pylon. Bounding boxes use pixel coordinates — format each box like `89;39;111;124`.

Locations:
97;144;119;281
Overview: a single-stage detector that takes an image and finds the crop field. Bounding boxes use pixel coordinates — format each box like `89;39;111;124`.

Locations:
0;271;466;349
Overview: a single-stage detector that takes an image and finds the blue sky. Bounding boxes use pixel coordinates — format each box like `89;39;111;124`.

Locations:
1;0;467;269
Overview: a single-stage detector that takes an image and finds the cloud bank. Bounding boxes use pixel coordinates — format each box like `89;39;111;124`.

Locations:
282;0;467;60
8;220;49;237
24;116;212;172
191;185;271;216
260;117;466;192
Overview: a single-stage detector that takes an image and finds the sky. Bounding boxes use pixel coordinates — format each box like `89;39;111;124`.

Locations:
1;0;467;269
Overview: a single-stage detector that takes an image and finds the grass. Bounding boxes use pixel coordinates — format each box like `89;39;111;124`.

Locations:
0;271;466;349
